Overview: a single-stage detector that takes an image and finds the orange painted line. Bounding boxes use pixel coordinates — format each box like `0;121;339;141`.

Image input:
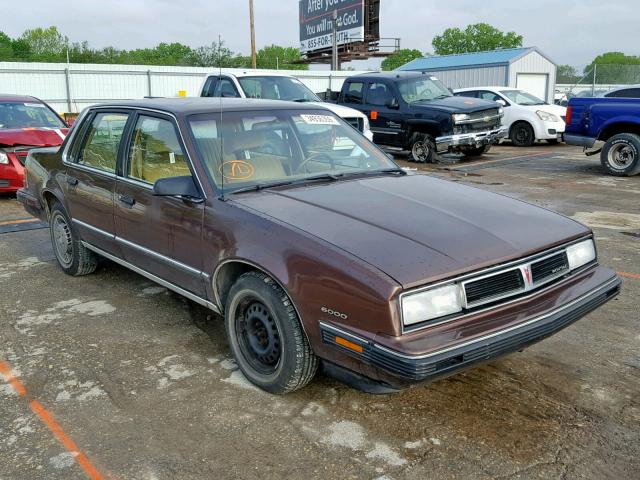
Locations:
0;359;104;480
0;360;27;397
30;400;103;480
0;218;38;226
618;271;640;279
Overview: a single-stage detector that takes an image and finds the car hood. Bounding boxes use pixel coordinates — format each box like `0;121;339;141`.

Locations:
314;102;366;120
231;174;589;288
410;96;499;114
0;128;67;148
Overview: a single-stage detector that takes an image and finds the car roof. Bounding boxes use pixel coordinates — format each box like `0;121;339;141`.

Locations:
454;86;516;92
346;71;439;81
205;71;298;79
0;93;42;103
86;97;330;115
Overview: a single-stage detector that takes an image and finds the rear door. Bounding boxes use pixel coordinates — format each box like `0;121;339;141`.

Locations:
63;110;131;254
114;111;207;297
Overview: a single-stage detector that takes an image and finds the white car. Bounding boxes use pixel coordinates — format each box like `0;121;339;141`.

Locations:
199;72;374;142
454;87;566;146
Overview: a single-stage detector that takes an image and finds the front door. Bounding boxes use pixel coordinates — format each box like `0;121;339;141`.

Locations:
364;82;403;146
114;112;206;297
63;111;130;254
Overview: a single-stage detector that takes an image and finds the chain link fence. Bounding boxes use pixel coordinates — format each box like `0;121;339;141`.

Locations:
555;64;640;105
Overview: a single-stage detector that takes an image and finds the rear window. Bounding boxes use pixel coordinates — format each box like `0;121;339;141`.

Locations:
0;101;66;129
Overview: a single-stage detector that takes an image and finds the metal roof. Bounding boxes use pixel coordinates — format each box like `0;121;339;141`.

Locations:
397;47;554;72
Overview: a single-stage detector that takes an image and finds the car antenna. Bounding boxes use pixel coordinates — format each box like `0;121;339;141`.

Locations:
218;34;225;201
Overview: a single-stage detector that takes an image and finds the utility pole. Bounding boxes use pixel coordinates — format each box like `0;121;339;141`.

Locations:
249;0;257;69
331;10;340;71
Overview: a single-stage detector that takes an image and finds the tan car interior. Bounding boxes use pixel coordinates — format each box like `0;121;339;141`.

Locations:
81;115;128;172
129;119;191;184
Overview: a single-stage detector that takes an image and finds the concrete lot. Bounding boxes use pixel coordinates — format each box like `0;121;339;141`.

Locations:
0;143;638;480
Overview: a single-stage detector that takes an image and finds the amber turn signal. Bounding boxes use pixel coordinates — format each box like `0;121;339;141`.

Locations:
335;336;363;353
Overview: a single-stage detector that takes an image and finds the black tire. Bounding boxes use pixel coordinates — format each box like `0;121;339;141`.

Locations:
225;271;318;394
408;132;437;163
49;201;98;276
462;145;491;157
600;133;640;176
510;122;535;147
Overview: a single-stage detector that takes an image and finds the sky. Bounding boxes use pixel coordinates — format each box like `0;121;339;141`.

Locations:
3;0;639;70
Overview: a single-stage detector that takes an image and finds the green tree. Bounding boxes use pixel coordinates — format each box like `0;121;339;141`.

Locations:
20;26;68;61
0;31;15;60
189;41;238;67
556;64;580;84
584;52;640;84
381;48;423;71
432;23;523;55
256;45;308;70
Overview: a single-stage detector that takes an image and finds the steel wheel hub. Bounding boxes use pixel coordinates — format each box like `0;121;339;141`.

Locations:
412;141;428;161
240;302;281;369
609;144;635;169
52;215;73;265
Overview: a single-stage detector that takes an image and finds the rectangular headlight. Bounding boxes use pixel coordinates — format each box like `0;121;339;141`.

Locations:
452;113;470;124
402;284;463;326
566;239;596;270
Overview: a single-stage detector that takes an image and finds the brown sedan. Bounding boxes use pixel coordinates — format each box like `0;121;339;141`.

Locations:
18;98;621;394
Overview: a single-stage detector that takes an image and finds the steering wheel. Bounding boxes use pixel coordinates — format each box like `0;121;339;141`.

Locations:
293;152;334;174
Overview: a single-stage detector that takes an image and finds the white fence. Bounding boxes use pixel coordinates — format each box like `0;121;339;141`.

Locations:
0;62;371;114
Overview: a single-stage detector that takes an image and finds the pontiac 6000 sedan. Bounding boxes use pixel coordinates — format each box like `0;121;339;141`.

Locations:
18;98;620;394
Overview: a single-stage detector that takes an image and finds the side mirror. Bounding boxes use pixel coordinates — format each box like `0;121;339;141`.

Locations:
495;99;507;107
385;98;400;109
153;176;203;203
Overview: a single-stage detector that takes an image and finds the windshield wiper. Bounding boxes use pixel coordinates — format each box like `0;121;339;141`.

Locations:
229;173;343;195
291;98;311;102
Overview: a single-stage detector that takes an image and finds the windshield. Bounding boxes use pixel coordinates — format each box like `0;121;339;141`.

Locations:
500;90;546;105
238;76;320;102
188;109;399;192
397;76;451;103
0;101;66;129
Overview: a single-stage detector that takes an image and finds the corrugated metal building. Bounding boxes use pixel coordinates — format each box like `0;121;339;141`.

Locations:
397;47;557;104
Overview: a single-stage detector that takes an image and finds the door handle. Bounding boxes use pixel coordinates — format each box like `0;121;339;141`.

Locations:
118;194;135;207
66;175;78;186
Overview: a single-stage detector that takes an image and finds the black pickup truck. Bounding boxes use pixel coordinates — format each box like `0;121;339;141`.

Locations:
336;72;506;162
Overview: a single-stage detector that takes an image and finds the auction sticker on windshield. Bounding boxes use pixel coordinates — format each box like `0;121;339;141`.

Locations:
300;114;340;125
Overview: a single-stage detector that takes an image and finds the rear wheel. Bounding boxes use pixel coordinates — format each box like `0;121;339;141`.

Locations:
510;122;535;147
225;271;318;394
49;202;98;276
600;133;640;176
408;133;436;163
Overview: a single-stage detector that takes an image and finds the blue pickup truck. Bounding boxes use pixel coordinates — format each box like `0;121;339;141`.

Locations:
564;97;640;176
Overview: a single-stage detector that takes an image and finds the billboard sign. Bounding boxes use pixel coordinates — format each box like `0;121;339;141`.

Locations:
299;0;365;54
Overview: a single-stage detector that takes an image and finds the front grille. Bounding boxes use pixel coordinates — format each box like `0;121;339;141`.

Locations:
344;117;364;132
464;269;524;306
531;252;569;284
454;108;501;134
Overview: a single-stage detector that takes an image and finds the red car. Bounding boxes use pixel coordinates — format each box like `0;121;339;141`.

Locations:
0;94;68;194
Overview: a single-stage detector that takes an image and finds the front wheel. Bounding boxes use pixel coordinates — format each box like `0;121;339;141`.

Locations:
224;271;318;394
510;122;535;147
49;201;98;276
600;133;640;176
408;133;436;163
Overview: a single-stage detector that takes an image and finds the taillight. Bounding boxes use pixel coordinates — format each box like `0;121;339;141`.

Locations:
565;106;573;125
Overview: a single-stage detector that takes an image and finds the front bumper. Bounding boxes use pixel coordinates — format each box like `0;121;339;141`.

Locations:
0;154;25;193
436;127;507;153
320;274;620;383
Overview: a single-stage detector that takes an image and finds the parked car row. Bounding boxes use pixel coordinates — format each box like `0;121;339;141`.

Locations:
15;92;620;394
